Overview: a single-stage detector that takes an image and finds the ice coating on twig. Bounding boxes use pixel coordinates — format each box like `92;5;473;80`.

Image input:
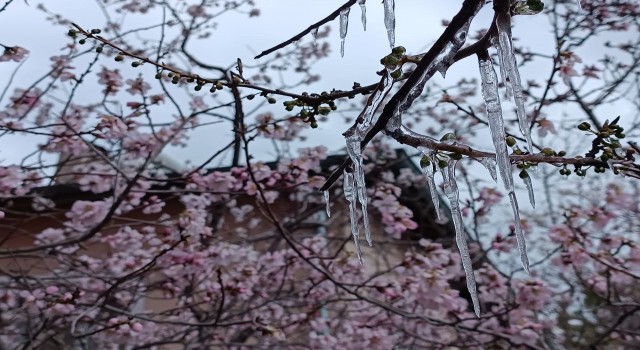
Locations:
360;72;393;133
441;159;481;317
383;0;395;48
343;169;363;262
387;17;475;133
345;135;372;246
339;8;350;57
358;0;367;31
418;148;445;223
576;0;582;12
323;190;331;217
478;55;530;273
495;12;533;153
522;174;535;208
478;157;498;182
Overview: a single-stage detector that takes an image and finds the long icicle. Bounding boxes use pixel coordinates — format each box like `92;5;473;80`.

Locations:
495;12;533;153
339;8;350;57
343;168;363;262
346;135;372;246
441;159;481;317
358;0;367;30
478;54;530;273
382;0;395;48
418;148;445;223
323;190;331;217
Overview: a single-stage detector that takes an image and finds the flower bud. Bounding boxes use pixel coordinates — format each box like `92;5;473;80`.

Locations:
577;122;591;131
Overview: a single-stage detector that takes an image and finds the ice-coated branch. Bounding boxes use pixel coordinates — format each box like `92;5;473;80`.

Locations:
255;0;358;59
321;0;486;191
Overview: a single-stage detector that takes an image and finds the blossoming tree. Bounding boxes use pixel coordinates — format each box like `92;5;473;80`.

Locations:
0;0;639;349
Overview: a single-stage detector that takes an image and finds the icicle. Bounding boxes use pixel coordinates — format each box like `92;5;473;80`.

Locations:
441;159;481;317
382;0;395;48
478;55;530;273
495;13;533;153
358;0;367;31
418;148;445;223
343;169;363;262
509;192;530;273
521;173;535;208
576;0;583;12
359;72;393;133
346;135;372;246
339;8;350;57
478;157;498;182
311;27;319;47
323;190;331;217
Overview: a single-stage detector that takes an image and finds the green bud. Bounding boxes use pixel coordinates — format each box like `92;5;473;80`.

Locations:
95;46;103;53
390;68;403;80
68;29;77;37
194;85;202;91
267;97;276;104
186;77;195;83
519;170;529;179
131;61;141;67
90;28;102;34
557;150;566;157
438;159;448;169
114;55;124;62
382;55;400;68
577;122;591;131
216;82;223;90
541;147;554;156
506;136;517;147
420;156;431;168
247;94;255;100
310;121;318;128
391;46;406;55
317;107;331;115
155;73;162;79
449;153;462;160
285;106;294;111
615;132;625;139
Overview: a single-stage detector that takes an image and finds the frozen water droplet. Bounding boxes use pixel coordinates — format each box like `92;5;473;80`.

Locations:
323;190;331;217
522;173;535;208
509;192;530;273
478;157;498;183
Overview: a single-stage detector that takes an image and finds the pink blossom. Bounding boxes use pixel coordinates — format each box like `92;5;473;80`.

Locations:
0;46;29;62
125;77;151;96
97;67;123;95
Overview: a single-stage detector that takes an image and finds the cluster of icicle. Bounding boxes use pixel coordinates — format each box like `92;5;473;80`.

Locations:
338;0;395;57
321;2;548;317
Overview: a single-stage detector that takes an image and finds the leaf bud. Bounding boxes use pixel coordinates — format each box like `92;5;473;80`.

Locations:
519;170;529;179
506;136;516;147
392;46;406;55
577;122;591;131
90;28;102;34
419;156;431;168
541;147;554;156
114;55;124;62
